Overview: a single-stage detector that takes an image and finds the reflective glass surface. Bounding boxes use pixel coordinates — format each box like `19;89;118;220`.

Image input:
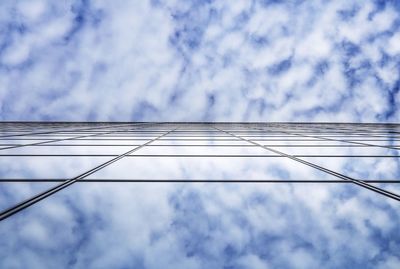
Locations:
0;122;399;268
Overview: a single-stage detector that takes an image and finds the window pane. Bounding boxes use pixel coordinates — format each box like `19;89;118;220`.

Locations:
86;157;340;181
0;182;398;268
302;157;400;180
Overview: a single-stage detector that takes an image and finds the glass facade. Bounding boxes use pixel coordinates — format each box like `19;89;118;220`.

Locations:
0;122;399;268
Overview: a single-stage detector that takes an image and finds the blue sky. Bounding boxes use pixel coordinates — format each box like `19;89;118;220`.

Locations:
0;0;399;122
0;0;400;268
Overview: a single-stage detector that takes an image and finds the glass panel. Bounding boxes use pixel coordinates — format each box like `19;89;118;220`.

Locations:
0;139;48;145
50;140;144;146
158;137;241;141
0;146;136;155
0;182;398;268
10;135;77;140
0;182;58;211
86;157;339;181
270;146;400;156
369;182;400;196
98;135;159;140
301;157;400;180
1;123;399;269
132;146;276;156
0;157;112;180
86;137;151;141
348;140;399;146
260;140;356;146
164;132;226;137
151;140;251;146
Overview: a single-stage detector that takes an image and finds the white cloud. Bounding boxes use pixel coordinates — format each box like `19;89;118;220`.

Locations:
17;0;47;22
0;0;400;268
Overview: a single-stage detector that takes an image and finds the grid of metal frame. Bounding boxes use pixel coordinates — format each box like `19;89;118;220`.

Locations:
0;122;399;221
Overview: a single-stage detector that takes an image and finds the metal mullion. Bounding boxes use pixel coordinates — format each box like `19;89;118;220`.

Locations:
0;123;153;151
25;144;260;147
1;179;400;183
0;124;178;221
23;144;397;148
214;126;400;202
1;154;400;158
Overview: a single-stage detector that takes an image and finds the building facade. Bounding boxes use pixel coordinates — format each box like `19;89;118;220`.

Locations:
0;122;399;221
1;122;400;268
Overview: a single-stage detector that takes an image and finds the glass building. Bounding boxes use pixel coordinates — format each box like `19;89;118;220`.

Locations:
0;122;399;268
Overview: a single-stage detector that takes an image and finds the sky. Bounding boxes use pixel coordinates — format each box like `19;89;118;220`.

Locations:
0;0;400;268
0;0;399;122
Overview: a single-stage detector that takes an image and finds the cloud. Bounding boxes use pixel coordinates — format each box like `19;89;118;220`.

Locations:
0;0;398;122
0;124;400;268
0;0;400;268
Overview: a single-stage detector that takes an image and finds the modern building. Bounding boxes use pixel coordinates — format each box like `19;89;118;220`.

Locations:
0;122;400;268
0;121;399;221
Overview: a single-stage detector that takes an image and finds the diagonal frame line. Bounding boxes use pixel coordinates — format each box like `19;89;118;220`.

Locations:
213;126;400;202
0;125;179;222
